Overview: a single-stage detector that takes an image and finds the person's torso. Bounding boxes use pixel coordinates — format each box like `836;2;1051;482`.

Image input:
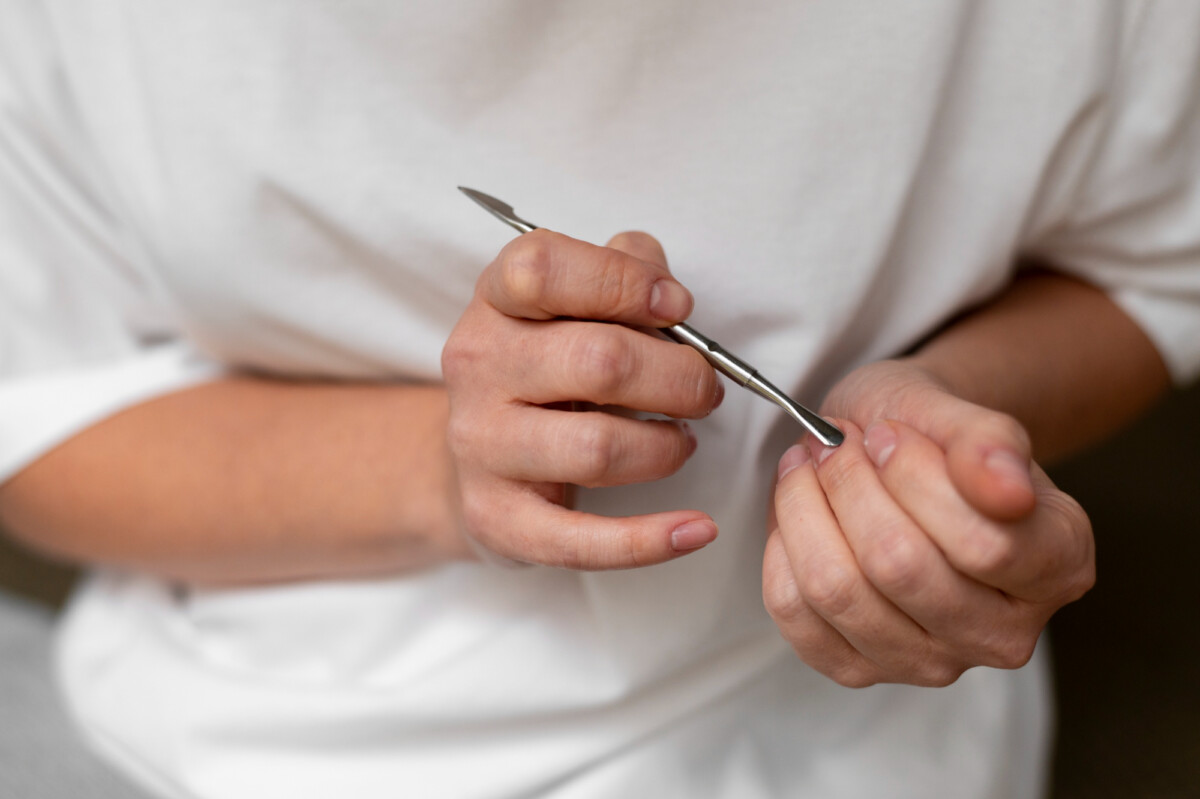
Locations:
47;2;1116;796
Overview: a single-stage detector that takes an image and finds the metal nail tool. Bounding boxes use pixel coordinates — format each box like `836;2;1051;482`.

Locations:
458;187;845;447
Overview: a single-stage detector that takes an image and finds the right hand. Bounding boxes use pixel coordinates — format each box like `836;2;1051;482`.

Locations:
441;229;724;569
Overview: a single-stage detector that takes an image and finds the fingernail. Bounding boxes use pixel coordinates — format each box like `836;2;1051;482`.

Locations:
985;449;1034;492
650;280;693;322
864;421;897;468
777;443;811;482
681;421;698;457
813;441;836;466
671;519;718;551
712;380;725;410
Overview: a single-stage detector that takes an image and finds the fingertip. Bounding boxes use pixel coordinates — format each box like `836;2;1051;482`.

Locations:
777;443;812;482
808;418;857;466
983;448;1038;518
670;518;719;552
947;444;1038;522
649;279;694;323
983;449;1035;495
598;510;717;567
863;420;897;468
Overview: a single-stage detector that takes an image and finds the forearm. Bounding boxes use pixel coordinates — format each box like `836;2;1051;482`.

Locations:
0;377;469;585
907;269;1171;462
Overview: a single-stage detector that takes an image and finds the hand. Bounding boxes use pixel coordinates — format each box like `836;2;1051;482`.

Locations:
762;360;1095;686
442;229;723;569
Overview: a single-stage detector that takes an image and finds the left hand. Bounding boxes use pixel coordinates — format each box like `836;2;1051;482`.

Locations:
762;359;1096;687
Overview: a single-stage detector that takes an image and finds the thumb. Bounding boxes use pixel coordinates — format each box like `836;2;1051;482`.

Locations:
897;392;1037;522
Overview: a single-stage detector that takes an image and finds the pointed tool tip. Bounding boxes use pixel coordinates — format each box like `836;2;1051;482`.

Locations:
458;187;497;208
457;187;535;234
457;186;507;213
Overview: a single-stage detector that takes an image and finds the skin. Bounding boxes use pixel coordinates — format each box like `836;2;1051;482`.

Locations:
443;229;723;567
0;230;1169;687
0;381;463;584
764;271;1170;686
0;229;721;582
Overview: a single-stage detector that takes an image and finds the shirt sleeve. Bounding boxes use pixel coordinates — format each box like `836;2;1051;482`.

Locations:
0;3;221;483
1021;0;1200;385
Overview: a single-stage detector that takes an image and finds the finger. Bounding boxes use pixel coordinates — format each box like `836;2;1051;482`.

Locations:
481;229;693;326
443;303;721;419
461;481;717;570
762;524;881;688
882;390;1036;521
865;420;1094;609
773;440;966;686
460;406;697;488
502;318;721;417
1024;462;1097;605
810;424;1031;671
944;409;1036;521
606;230;668;269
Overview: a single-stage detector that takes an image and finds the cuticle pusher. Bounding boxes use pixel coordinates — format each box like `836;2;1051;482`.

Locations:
458;187;845;448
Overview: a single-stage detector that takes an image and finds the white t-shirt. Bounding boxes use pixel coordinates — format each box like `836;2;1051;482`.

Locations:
2;3;1199;798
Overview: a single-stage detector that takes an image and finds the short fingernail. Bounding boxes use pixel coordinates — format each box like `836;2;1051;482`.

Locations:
985;449;1033;492
671;519;718;551
650;279;693;322
777;443;811;482
864;421;897;468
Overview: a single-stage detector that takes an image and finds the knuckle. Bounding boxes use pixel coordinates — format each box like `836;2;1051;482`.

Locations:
799;561;860;620
497;231;554;308
763;568;806;625
443;412;477;458
958;522;1018;579
828;661;878;689
857;522;924;594
971;627;1039;670
1067;559;1097;603
916;660;966;688
441;331;482;384
457;488;495;543
781;624;830;663
571;329;634;400
990;635;1038;670
569;417;622;486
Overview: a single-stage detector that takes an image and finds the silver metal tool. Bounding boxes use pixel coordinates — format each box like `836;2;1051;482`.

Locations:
458;187;845;447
